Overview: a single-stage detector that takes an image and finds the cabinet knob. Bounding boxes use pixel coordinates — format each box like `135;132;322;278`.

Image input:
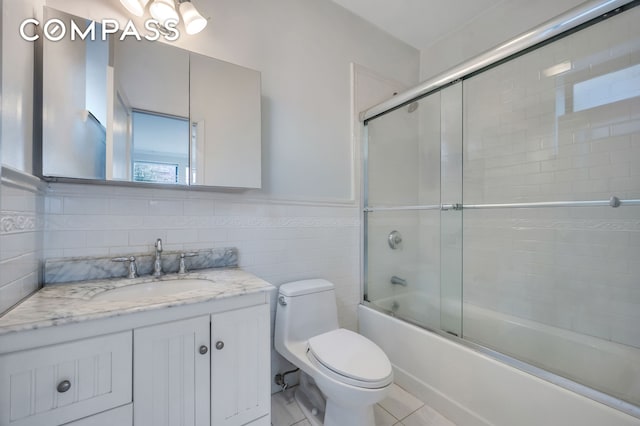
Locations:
57;380;71;393
199;345;208;355
215;341;224;350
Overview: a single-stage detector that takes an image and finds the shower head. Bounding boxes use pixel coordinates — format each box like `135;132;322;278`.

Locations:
407;102;419;113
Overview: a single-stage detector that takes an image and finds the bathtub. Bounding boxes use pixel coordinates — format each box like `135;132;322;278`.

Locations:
360;293;640;426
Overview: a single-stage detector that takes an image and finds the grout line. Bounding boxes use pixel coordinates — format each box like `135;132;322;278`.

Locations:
397;403;426;423
377;402;401;421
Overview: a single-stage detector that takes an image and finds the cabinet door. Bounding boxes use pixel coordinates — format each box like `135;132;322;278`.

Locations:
211;304;270;426
133;316;210;426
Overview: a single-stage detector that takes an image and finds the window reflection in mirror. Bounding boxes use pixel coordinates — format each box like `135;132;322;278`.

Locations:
131;111;189;185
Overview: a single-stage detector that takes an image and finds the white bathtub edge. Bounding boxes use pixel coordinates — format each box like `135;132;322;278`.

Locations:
358;304;640;426
391;364;492;426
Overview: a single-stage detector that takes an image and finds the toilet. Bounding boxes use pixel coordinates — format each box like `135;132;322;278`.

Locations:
274;279;393;426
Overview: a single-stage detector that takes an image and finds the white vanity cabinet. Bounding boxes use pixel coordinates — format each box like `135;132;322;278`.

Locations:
0;288;272;426
133;305;271;426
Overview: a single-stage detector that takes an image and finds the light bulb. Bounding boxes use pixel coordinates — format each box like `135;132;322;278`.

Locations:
150;0;179;26
179;1;207;35
120;0;149;17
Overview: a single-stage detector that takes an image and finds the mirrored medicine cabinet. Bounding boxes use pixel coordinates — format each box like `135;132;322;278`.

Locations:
40;7;261;189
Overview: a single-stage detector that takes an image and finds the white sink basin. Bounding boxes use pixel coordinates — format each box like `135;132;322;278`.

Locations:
93;279;213;302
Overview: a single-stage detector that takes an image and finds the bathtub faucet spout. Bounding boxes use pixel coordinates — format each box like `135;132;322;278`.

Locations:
390;276;407;286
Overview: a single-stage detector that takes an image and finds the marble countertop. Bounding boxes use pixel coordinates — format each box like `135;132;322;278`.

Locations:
0;268;274;336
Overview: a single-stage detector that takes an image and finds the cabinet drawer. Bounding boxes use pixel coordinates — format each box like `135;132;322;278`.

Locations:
0;331;132;426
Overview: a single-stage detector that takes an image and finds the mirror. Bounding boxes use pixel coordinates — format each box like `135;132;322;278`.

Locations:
41;7;261;189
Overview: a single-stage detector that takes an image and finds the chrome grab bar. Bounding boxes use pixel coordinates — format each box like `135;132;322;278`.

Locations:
364;197;640;212
364;205;441;212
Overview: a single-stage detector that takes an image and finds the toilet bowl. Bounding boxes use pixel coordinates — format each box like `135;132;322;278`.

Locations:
274;279;393;426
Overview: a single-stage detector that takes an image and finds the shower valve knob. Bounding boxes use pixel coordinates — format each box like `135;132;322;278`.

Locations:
388;230;402;249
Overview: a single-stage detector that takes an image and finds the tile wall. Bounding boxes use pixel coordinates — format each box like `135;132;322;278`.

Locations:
462;6;640;349
0;169;45;313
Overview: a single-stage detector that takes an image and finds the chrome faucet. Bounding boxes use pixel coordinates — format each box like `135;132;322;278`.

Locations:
390;276;407;287
153;238;163;277
112;256;138;279
178;252;199;274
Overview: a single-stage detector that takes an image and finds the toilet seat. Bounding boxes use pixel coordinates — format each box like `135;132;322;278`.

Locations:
307;329;393;389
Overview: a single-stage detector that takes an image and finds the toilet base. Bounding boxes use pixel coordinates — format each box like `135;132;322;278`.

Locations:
324;399;375;426
294;373;325;426
295;387;324;426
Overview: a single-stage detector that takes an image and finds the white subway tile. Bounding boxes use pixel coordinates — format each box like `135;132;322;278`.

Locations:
0;280;24;313
570;152;610;168
0;252;39;286
612;119;640;137
45;196;64;214
108;198;149;216
128;229;167;246
108;245;149;256
63;197;109;215
63;248;110;258
166;229;200;244
148;199;184;216
589;164;630;179
46;230;86;249
85;230;129;248
1;232;40;261
183;199;215;216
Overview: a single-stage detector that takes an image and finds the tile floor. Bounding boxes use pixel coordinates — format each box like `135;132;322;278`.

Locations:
271;383;456;426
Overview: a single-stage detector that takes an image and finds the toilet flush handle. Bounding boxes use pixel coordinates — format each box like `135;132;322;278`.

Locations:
278;295;287;306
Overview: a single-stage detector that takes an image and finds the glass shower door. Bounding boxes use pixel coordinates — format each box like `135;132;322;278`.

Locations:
364;86;463;335
461;5;640;407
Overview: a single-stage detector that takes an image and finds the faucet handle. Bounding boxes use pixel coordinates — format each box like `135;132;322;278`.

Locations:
155;238;163;253
111;256;139;279
178;252;199;274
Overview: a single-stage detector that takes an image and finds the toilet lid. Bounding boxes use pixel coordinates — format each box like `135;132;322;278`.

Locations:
307;329;392;384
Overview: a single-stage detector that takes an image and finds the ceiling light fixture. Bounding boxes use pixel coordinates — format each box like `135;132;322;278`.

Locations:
178;0;207;35
120;0;149;17
119;0;208;35
149;0;179;26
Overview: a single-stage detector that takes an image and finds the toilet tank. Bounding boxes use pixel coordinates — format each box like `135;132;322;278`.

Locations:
275;279;340;345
